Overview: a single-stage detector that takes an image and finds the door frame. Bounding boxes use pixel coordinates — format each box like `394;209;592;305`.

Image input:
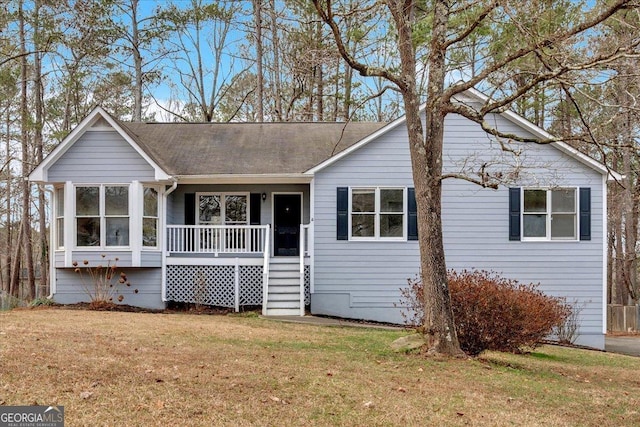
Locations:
271;192;303;256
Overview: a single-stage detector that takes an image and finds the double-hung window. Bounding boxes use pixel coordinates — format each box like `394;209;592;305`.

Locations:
350;187;405;240
522;188;577;240
196;193;249;251
197;193;248;226
76;185;130;247
142;187;159;248
55;186;65;249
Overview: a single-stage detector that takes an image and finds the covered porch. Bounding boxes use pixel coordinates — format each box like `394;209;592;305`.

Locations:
163;183;312;316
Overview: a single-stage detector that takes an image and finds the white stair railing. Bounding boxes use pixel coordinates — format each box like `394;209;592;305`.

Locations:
262;225;271;316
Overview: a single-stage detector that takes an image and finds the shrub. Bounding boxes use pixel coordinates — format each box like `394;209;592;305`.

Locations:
400;270;570;356
553;299;584;345
74;256;137;309
30;297;56;307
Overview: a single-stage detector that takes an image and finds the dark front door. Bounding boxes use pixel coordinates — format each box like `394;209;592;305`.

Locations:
274;194;301;256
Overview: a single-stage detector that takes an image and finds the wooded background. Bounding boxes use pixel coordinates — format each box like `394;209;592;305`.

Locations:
1;0;638;307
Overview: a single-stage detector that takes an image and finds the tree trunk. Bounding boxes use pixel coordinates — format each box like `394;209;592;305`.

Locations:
268;0;282;121
19;0;35;300
132;0;143;121
33;0;48;297
343;61;352;121
3;107;12;293
397;0;462;355
253;0;264;122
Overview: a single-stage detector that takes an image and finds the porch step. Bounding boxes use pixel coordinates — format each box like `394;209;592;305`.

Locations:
264;259;303;317
269;270;299;279
266;308;302;316
268;284;300;294
268;277;300;286
266;300;300;309
267;293;301;302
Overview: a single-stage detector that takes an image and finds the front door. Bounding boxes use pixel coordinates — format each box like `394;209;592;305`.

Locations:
273;194;301;256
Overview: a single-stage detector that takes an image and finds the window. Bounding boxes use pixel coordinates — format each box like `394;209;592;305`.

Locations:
143;187;159;248
76;185;129;247
55;187;64;249
350;187;405;240
522;188;576;240
197;193;248;225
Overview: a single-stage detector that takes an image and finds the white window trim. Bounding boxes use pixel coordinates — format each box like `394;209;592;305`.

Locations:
349;187;407;241
195;192;250;226
521;187;579;242
74;184;132;250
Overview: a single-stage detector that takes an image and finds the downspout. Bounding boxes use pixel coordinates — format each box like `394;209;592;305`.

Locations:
161;178;178;302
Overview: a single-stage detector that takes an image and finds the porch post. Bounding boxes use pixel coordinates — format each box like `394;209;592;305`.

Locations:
234;257;240;312
299;224;305;316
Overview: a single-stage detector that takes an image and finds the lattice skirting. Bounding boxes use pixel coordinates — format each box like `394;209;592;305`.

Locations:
304;265;310;306
167;265;263;307
166;264;312;309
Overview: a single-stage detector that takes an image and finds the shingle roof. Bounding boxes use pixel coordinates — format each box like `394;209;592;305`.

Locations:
117;121;387;175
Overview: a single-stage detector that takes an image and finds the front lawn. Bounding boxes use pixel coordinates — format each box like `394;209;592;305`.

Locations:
1;308;638;426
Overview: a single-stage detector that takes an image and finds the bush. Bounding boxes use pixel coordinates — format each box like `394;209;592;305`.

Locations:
30;297;56;307
400;270;570;356
74;256;137;309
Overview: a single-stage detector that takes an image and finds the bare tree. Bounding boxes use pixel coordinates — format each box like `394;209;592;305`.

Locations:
159;0;242;122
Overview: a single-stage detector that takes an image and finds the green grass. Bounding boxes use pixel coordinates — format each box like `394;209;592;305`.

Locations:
1;308;639;426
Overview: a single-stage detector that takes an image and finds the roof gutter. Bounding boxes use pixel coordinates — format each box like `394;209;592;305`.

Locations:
175;174;313;184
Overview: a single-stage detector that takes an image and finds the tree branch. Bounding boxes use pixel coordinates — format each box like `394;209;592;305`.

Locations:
443;0;635;102
312;0;406;90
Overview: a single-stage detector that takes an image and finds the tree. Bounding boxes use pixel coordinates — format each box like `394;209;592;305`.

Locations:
158;0;242;122
313;0;640;355
109;0;170;121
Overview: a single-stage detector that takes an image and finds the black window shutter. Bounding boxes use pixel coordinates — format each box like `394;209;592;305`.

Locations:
407;187;418;240
509;188;521;241
579;187;591;241
337;187;349;240
185;193;195;225
250;193;261;225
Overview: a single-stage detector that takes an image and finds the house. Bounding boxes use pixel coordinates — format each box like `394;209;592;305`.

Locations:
29;89;615;349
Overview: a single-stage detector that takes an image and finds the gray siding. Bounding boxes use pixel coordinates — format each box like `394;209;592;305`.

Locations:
311;112;605;348
54;267;164;310
168;184;310;225
54;251;64;266
54;249;162;268
68;251;132;266
141;251;162;267
47;130;155;183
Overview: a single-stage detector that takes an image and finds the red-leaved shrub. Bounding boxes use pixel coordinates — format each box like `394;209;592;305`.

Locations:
400;270;570;356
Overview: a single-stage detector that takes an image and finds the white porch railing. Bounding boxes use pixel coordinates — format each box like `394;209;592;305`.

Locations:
166;225;270;255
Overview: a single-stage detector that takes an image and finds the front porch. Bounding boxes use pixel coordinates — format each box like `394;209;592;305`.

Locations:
164;224;311;316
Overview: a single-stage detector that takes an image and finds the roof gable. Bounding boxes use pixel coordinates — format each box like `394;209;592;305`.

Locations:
29;107;171;183
309;88;618;180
